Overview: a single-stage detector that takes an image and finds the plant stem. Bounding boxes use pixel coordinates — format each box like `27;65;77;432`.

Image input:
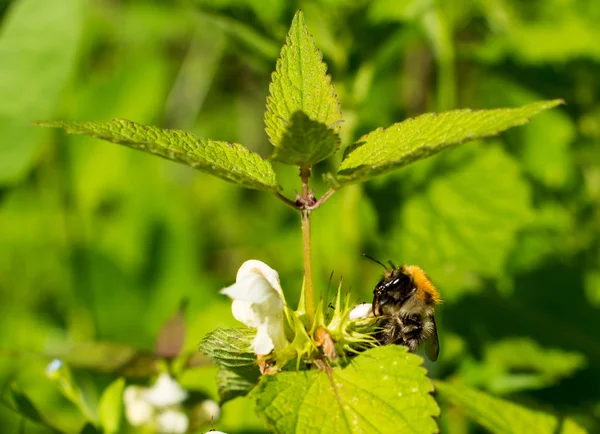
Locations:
274;191;299;209
307;187;337;210
301;210;314;324
300;167;315;325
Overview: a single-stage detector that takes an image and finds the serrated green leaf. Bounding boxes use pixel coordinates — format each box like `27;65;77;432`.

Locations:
265;10;342;166
435;381;588;434
389;144;533;299
216;368;260;403
253;346;439;434
271;111;341;166
0;0;82;184
98;378;125;434
199;328;261;403
35;119;279;192
332;100;562;185
476;77;575;189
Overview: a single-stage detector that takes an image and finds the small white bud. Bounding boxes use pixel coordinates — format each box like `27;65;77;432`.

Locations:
349;303;374;320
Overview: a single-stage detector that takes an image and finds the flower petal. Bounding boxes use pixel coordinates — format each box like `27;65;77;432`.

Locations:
265;314;287;352
221;273;277;304
236;259;282;295
143;373;188;408
156;409;189;434
230;299;260;327
199;399;221;422
123;386;154;426
252;323;275;354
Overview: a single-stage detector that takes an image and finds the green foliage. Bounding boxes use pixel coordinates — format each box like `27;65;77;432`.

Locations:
36;119;279;191
457;338;587;395
199;328;261;403
97;378;125;434
0;0;81;184
253;346;439;433
46;361;96;423
10;387;45;425
273;111;341;167
1;1;598;433
392;144;533;296
10;387;62;433
435;381;587;434
333;100;562;186
265;10;341;166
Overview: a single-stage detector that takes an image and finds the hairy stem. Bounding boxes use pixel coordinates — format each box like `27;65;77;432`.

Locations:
300;167;315;325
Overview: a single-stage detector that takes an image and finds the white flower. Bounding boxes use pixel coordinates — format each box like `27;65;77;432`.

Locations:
143;373;188;408
199;399;221;422
156;408;189;434
123;374;189;431
123;386;154;426
349;303;374;320
221;260;288;355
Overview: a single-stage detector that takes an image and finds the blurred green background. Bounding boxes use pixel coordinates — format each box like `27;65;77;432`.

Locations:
1;0;599;432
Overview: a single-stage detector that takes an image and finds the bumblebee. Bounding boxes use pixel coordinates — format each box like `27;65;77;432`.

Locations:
366;256;441;361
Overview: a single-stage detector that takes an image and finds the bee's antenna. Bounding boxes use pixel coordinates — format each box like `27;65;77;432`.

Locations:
388;260;397;269
362;253;388;270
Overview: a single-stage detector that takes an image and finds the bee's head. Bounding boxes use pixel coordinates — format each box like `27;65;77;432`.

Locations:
372;267;415;316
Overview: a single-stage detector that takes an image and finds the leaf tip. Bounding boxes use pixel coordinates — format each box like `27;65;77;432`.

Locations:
32;120;53;127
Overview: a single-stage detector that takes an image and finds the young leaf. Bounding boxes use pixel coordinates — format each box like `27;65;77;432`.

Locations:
271;111;341;166
35;119;279;192
199;328;261;403
252;346;439;433
97;378;125;434
331;99;563;185
435;381;588;434
265;10;342;166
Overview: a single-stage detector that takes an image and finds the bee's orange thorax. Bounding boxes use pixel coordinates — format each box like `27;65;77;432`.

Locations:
404;265;441;305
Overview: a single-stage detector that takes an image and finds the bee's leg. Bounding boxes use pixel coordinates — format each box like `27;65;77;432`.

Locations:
400;316;424;353
377;317;403;345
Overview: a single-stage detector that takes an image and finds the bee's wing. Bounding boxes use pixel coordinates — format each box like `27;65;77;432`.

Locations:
424;314;439;362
